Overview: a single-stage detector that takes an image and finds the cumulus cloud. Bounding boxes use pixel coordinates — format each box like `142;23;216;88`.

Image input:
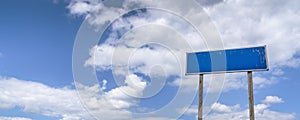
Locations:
191;0;300;93
223;73;277;91
171;72;278;93
0;75;172;119
263;96;284;104
0;76;86;119
66;0;299;119
171;76;199;93
135;117;175;120
0;117;32;120
83;7;206;78
105;74;146;108
67;0;154;27
206;105;295;120
206;0;300;68
178;96;295;120
68;1;102;15
211;102;240;113
68;0;300;94
206;101;295;120
195;0;224;6
0;75;147;120
85;43;184;77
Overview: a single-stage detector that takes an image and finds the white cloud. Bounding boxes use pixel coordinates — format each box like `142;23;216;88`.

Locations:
253;76;277;89
67;0;154;27
176;105;198;115
263;96;284;104
0;76;86;119
67;1;102;15
171;76;199;93
71;0;300;94
101;79;107;90
211;102;240;113
0;117;32;120
206;0;300;68
172;73;277;93
206;102;295;120
85;43;184;77
271;68;284;76
179;96;295;120
75;74;147;120
201;0;300;93
66;1;299;119
105;74;146;108
135;117;175;120
0;75;147;120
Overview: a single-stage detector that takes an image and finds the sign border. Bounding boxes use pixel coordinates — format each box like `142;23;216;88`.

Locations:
185;45;269;75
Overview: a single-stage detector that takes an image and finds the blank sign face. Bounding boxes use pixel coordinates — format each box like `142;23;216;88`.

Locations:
186;46;268;74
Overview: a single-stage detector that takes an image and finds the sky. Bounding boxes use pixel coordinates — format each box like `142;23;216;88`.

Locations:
0;0;299;120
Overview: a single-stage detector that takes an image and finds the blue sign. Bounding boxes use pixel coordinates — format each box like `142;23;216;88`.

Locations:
186;46;268;74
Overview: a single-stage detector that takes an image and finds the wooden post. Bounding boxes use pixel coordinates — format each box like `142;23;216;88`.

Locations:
248;71;255;120
198;74;203;120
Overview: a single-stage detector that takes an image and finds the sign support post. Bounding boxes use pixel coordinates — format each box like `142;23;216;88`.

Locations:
248;71;255;120
198;74;203;120
186;46;268;120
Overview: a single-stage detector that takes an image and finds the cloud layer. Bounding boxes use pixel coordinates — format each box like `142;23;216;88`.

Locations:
0;117;32;120
206;0;300;68
0;75;146;120
60;0;300;119
181;96;295;120
0;76;295;120
70;0;300;94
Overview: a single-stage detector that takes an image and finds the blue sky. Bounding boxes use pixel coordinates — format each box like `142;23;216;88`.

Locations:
0;0;300;120
0;0;82;87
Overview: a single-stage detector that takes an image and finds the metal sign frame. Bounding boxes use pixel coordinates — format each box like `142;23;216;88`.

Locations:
185;45;269;75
